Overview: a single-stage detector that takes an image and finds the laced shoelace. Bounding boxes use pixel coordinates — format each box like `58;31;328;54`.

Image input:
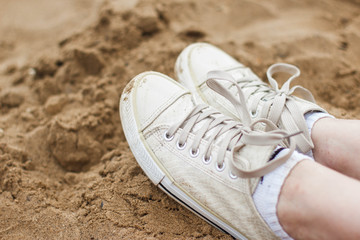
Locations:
209;63;317;153
164;76;299;178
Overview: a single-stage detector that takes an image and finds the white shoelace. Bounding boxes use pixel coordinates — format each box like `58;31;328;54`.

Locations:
165;76;299;178
209;63;317;153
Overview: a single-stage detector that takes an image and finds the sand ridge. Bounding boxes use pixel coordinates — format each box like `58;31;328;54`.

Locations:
0;0;359;239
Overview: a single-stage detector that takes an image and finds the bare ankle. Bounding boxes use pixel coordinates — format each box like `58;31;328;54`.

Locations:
278;159;360;240
277;160;313;239
312;118;360;180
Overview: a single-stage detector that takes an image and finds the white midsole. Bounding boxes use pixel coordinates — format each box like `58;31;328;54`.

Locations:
119;75;247;239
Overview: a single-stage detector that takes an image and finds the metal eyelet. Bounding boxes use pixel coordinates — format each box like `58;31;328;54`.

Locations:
250;109;258;118
176;141;186;150
164;131;174;141
202;155;212;165
229;171;238;179
189;148;200;158
216;162;225;172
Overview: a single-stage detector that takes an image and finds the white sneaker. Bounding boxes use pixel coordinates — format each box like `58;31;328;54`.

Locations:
175;43;328;154
120;71;296;239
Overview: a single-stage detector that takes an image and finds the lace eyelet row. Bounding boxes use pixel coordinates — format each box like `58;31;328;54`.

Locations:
164;130;238;179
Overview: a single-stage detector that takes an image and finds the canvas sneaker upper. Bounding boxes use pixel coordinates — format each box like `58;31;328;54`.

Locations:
120;71;296;239
175;43;327;154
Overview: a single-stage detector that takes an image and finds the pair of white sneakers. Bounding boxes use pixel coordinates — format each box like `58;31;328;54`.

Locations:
120;43;328;239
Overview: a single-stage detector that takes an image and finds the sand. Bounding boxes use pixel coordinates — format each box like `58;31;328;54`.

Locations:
0;0;359;239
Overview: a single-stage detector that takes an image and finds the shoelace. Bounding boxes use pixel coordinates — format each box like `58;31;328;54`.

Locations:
209;63;316;153
165;76;299;178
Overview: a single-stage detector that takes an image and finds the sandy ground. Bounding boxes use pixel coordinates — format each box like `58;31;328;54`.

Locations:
0;0;360;239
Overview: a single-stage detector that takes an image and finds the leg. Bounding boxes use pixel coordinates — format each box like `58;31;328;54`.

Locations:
311;118;360;180
278;160;360;240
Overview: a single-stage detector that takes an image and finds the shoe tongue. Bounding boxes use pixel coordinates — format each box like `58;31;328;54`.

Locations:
153;93;230;146
226;67;264;99
230;67;250;79
190;112;238;147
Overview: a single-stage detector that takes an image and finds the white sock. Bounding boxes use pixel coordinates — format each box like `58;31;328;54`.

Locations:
303;111;334;157
253;149;313;239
